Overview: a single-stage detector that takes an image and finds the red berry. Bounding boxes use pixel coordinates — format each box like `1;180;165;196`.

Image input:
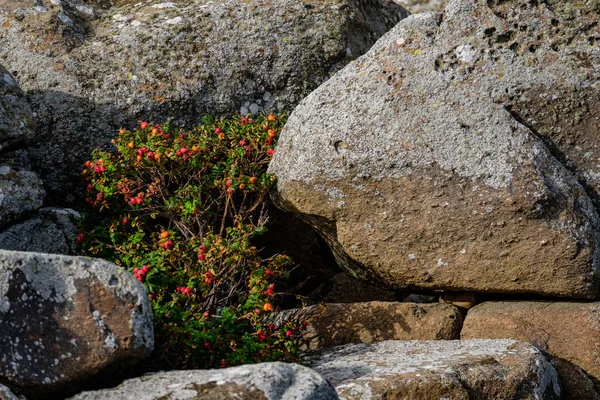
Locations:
265;269;271;276
140;121;148;129
225;179;233;187
220;359;227;368
198;253;206;261
239;139;247;146
268;323;276;331
265;138;273;146
164;240;174;249
86;184;93;191
142;265;150;273
147;152;155;161
215;127;222;134
226;188;233;195
286;330;293;337
199;245;207;253
75;233;85;244
267;148;275;156
204;342;211;349
180;147;188;154
164;133;171;139
129;197;137;205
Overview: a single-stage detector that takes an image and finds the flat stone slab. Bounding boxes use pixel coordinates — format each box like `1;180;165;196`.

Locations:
305;339;560;399
68;362;339;400
0;250;153;396
272;301;462;350
462;301;600;399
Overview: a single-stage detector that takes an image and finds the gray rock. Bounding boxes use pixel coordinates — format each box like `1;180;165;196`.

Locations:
68;362;339;400
0;0;408;204
0;65;34;152
0;384;18;400
0;250;153;396
305;339;561;399
269;1;600;298
0;208;81;254
393;0;446;13
0;165;45;229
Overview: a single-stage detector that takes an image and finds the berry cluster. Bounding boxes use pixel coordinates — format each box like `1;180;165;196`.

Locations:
78;114;301;370
133;265;150;282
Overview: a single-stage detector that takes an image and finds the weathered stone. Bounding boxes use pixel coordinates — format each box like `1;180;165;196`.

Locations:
320;272;398;303
0;208;80;254
462;301;600;400
68;362;339;400
0;165;45;229
0;384;18;400
393;0;446;13
269;0;600;299
272;301;462;350
0;0;408;204
0;65;34;152
305;339;560;400
0;250;153;396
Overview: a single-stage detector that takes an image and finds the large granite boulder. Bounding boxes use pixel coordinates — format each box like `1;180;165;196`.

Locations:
269;0;600;298
68;362;339;400
462;301;600;400
0;0;408;204
271;301;462;350
305;339;560;399
0;250;154;396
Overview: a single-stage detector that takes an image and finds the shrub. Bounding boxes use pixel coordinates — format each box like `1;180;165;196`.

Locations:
79;114;302;369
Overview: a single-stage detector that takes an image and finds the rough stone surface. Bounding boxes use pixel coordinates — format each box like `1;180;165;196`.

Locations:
68;362;339;400
0;208;80;254
271;301;462;350
0;164;45;229
269;0;600;299
0;250;154;396
0;0;408;204
0;384;17;400
0;65;34;152
393;0;446;13
305;339;560;400
462;301;600;400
